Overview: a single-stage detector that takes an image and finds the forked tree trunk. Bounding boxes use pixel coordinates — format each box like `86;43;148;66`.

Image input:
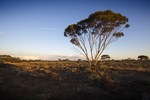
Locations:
64;10;129;68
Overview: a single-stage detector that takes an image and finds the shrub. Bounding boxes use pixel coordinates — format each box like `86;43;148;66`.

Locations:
71;68;78;73
86;64;113;88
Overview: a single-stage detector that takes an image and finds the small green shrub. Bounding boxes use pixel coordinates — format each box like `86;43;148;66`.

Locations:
86;64;113;88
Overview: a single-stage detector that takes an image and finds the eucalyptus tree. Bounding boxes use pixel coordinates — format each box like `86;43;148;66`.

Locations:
101;55;111;61
64;10;129;67
138;55;149;60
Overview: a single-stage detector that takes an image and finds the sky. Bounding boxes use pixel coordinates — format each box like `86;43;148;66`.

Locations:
0;0;150;60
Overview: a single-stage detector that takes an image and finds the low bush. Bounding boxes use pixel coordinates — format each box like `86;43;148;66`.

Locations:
85;64;114;88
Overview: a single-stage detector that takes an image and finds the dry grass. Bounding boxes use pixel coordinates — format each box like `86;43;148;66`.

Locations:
0;60;150;100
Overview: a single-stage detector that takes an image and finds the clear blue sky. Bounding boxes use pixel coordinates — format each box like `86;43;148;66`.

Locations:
0;0;150;60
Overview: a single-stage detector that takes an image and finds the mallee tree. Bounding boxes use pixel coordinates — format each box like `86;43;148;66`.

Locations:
101;55;111;61
64;10;129;67
138;55;149;60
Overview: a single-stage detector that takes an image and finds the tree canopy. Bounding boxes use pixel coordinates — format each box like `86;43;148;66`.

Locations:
64;10;129;67
101;55;111;61
138;55;149;60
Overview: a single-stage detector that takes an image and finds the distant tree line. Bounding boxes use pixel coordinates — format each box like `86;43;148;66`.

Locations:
0;55;149;63
58;59;70;61
0;55;21;62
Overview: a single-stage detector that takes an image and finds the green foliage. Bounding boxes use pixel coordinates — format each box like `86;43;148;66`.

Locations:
64;10;129;67
138;55;149;60
89;71;113;88
85;64;109;73
101;54;111;61
85;64;112;87
64;10;129;38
